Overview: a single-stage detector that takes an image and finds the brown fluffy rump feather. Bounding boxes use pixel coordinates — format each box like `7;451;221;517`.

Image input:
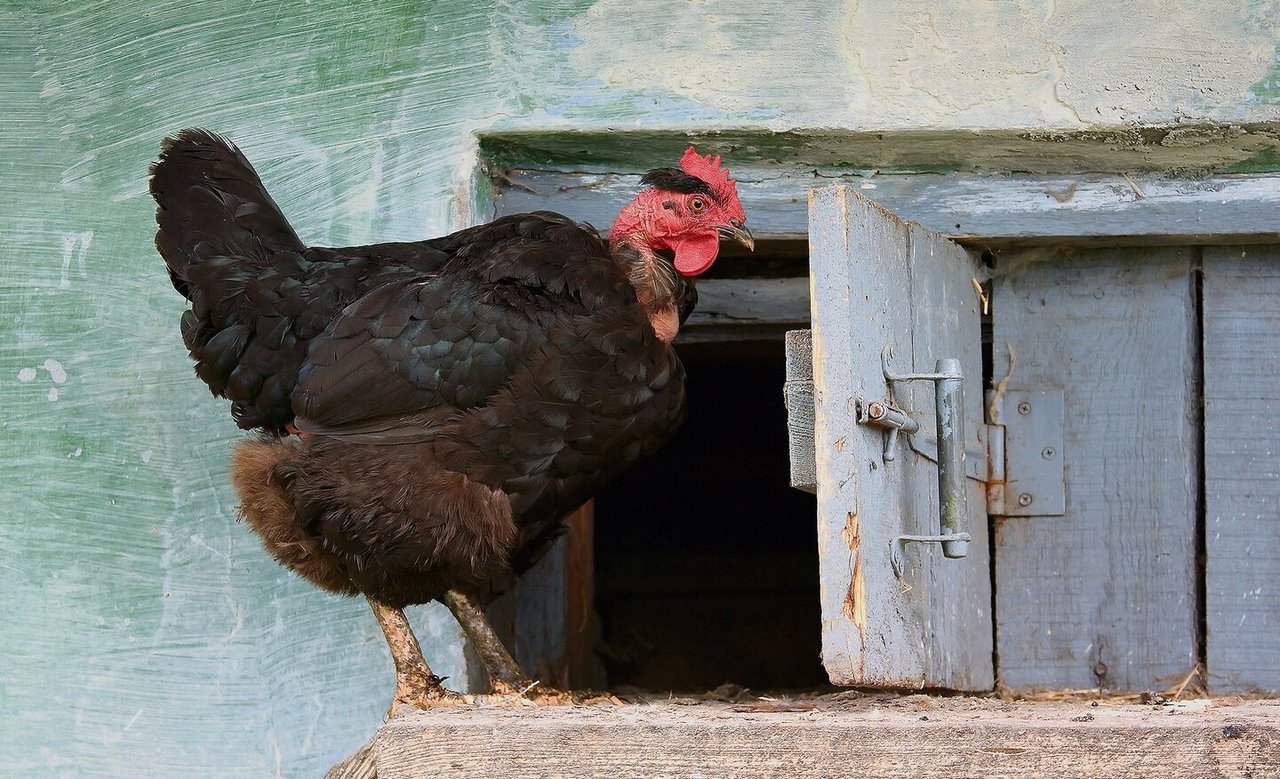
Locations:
233;436;521;607
231;438;357;596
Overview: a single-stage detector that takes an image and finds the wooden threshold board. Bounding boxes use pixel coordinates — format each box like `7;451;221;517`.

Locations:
370;698;1278;778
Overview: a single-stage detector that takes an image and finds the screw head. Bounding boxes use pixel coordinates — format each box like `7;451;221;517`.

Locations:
1017;401;1032;415
1042;447;1056;459
1092;662;1109;678
1017;492;1034;506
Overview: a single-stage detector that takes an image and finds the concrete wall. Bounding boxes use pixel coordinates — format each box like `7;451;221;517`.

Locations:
3;1;1278;776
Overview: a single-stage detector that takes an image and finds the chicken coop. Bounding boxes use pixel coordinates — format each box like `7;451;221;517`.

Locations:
359;132;1280;776
478;131;1280;699
7;2;1280;777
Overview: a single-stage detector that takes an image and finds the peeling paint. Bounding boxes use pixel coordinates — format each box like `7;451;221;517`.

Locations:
481;125;1280;176
1248;44;1280;103
43;358;67;384
59;231;92;289
841;511;868;646
1219;147;1280;172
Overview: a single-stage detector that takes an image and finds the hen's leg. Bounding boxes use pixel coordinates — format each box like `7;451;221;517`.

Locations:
368;597;460;714
441;589;535;694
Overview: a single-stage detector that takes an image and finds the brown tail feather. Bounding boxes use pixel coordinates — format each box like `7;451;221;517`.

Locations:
230;438;357;596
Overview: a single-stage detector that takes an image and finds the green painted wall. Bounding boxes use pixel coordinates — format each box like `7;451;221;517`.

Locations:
4;1;1278;775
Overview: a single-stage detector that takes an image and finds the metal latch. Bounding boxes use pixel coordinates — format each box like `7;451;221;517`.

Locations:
865;347;972;574
781;330;1067;578
855;399;919;462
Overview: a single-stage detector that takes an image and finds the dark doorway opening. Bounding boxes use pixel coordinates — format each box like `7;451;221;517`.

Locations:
593;340;825;693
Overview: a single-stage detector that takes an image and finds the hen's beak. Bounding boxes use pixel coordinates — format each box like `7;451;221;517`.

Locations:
719;220;755;252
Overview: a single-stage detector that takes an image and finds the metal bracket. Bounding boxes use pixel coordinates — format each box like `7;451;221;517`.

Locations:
987;389;1066;517
882;346;965;386
907;434;989;482
891;533;973;578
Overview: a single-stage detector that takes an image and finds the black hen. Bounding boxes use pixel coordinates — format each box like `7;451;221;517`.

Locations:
151;129;751;708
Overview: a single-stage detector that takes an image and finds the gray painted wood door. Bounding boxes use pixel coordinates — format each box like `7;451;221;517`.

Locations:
1203;246;1280;694
808;186;993;690
991;248;1200;691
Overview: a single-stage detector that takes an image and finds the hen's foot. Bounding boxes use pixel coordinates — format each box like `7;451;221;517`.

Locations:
441;589;536;693
389;669;464;715
439;590;580;704
367;597;464;716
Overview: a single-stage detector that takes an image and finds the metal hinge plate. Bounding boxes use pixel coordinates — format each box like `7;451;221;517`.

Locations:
989;390;1066;517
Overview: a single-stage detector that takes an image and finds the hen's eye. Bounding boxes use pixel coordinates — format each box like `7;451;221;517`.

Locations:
689;197;706;213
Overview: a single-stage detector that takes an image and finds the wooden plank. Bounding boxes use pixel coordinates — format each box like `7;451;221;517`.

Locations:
480;128;1280;179
1203;246;1280;694
992;248;1200;691
373;700;1280;779
809;185;925;686
679;277;810;344
809;187;991;689
905;222;994;690
561;504;599;691
487;504;598;691
493;169;1280;246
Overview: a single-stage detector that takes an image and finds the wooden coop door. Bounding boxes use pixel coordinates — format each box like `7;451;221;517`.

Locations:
803;186;993;690
797;191;1279;695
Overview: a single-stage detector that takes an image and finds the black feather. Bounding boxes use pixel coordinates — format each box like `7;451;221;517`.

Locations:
150;129;453;433
640;167;714;196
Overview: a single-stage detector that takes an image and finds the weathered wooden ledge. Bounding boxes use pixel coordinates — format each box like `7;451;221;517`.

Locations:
370;696;1279;778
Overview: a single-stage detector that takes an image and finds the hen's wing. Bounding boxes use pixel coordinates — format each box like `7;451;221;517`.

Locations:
292;212;634;437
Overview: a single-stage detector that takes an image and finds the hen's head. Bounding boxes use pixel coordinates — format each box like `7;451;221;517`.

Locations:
610;147;753;276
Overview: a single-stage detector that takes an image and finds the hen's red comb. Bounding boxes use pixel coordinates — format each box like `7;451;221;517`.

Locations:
680;147;739;206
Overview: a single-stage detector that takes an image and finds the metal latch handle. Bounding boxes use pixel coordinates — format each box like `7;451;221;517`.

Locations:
931;357;969;560
865;350;972;572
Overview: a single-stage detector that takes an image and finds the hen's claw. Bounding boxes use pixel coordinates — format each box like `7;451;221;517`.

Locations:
389;674;464;716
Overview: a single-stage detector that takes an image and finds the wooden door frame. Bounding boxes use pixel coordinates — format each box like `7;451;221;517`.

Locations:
470;157;1280;693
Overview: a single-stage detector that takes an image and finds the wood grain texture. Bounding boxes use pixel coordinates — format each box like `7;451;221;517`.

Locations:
809;186;922;686
905;222;994;690
680;277;810;343
809;187;991;689
373;700;1280;779
493;169;1280;245
488;504;600;692
1202;246;1280;694
992;248;1200;691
